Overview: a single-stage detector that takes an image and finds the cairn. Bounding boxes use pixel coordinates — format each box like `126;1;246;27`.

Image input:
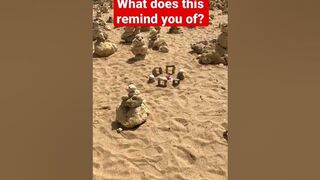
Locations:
94;31;117;57
116;84;150;129
131;34;148;60
148;28;169;53
191;40;209;54
198;23;228;65
121;27;141;43
93;18;109;41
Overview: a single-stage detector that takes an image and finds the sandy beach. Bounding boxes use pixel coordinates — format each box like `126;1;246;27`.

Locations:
93;5;228;180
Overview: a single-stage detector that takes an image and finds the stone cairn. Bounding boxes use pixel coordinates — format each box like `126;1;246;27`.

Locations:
131;34;148;60
148;28;169;53
121;27;141;43
197;23;228;65
168;26;182;34
93;28;117;57
116;84;150;130
191;40;210;54
93;17;109;41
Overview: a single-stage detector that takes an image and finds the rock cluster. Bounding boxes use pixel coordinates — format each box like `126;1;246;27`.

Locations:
131;34;148;60
121;27;141;43
148;28;169;53
116;84;150;128
198;23;228;65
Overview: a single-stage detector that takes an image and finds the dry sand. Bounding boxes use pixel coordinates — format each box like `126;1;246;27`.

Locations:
93;9;228;180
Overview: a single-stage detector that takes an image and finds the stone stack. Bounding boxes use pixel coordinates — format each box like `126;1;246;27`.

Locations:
148;28;169;53
93;18;109;41
131;34;148;60
93;30;117;57
198;23;228;65
121;27;141;43
116;84;150;128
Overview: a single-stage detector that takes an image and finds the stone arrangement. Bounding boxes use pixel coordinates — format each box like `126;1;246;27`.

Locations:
121;27;141;43
131;34;148;60
148;65;185;87
116;84;150;129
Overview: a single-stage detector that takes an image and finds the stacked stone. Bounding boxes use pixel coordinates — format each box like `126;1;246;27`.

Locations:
121;27;141;43
93;18;109;41
131;34;148;60
198;23;228;65
148;28;159;48
191;41;209;54
148;28;169;53
93;28;117;57
116;84;150;128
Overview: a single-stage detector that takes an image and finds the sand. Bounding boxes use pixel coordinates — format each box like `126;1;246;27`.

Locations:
93;9;228;180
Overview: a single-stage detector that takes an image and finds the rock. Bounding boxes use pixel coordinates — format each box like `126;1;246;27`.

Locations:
148;28;169;53
116;84;150;128
177;68;185;80
116;128;123;133
148;74;155;83
198;50;227;65
191;42;207;54
168;26;182;34
159;45;169;53
131;34;148;60
168;27;181;34
94;41;117;57
121;27;141;43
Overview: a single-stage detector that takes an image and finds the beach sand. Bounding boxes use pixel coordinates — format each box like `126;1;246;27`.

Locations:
93;9;228;180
